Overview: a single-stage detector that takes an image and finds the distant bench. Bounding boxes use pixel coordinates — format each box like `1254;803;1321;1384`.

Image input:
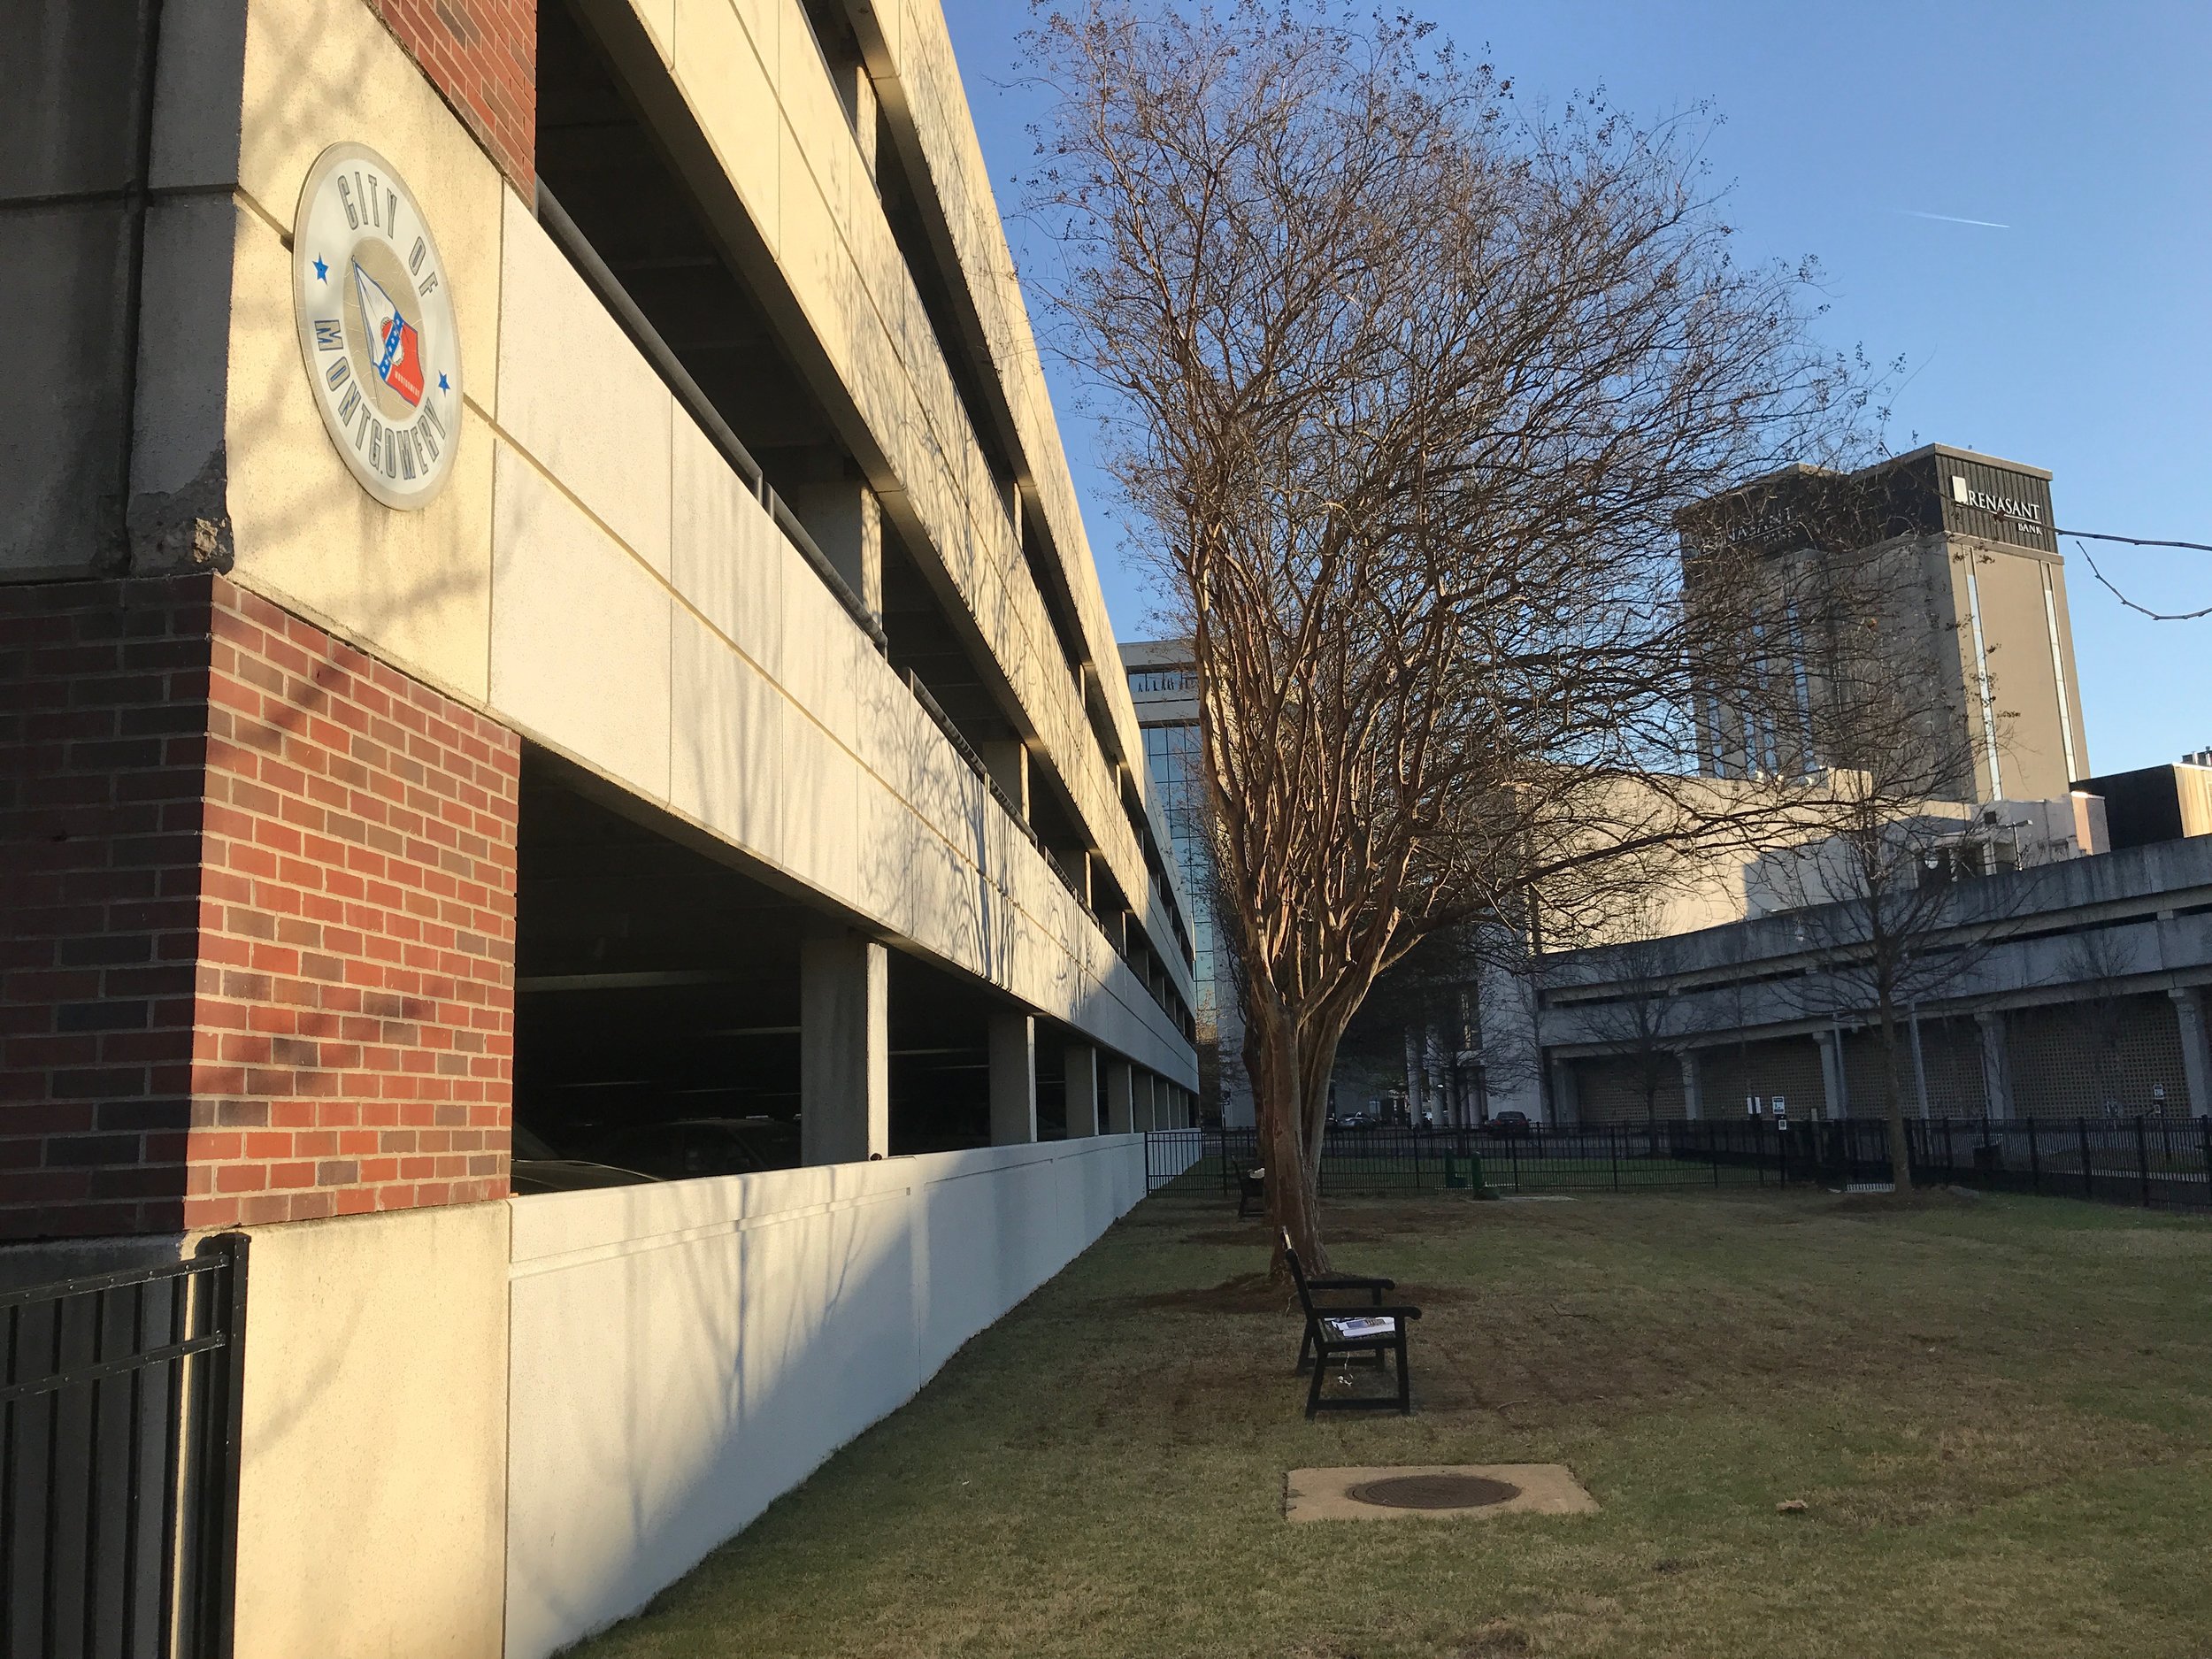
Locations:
1237;1165;1265;1217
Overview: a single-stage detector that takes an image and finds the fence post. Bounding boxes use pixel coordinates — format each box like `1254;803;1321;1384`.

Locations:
2078;1118;2094;1201
1509;1133;1519;1194
2135;1116;2152;1209
1712;1123;1722;1187
2027;1118;2040;1194
1610;1126;1621;1193
2200;1116;2212;1210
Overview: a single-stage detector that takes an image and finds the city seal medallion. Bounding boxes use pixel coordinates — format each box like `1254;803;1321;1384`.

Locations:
291;143;461;510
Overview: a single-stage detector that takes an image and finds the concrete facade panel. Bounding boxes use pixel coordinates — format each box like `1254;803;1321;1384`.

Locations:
2;0;145;196
496;191;675;575
0;204;131;571
490;442;675;795
234;0;508;413
147;0;250;192
669;0;781;242
668;411;787;671
132;194;242;503
225;205;497;703
670;607;787;852
231;1201;511;1659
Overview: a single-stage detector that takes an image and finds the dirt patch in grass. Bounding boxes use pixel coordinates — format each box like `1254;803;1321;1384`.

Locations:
1118;1273;1479;1317
1119;1271;1287;1313
1820;1187;1986;1217
1455;1624;1532;1657
1180;1226;1290;1247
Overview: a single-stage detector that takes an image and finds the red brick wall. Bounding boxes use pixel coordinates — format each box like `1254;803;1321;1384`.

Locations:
2;576;519;1239
192;581;518;1228
2;578;212;1238
372;0;535;194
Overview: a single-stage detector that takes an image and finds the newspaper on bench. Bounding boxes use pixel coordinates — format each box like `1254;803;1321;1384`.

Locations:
1325;1315;1395;1340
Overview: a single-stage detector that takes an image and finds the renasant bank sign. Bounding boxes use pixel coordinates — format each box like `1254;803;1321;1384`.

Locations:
1950;472;2046;539
291;143;463;509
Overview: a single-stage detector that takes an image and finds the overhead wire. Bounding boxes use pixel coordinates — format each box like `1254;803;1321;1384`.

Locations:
2056;529;2212;623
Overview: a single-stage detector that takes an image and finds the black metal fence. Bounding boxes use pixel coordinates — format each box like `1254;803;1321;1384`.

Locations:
2;1236;249;1659
1149;1117;2212;1212
1152;1124;1774;1195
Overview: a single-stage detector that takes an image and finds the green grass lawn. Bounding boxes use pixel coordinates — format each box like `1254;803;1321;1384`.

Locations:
568;1182;2212;1658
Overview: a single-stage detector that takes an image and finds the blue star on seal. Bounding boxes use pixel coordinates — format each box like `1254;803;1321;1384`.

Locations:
313;255;328;281
438;373;449;393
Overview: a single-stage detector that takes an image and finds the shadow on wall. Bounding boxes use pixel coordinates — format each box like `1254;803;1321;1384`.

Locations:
501;1137;1147;1659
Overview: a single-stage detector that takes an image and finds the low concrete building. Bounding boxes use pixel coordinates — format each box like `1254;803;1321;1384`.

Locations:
2;0;1197;1652
1540;838;2212;1125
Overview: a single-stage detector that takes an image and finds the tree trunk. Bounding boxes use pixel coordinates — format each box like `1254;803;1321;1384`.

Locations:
1876;1005;1916;1193
1248;995;1325;1271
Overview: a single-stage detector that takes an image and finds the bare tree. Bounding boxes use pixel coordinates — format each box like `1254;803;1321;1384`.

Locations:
1026;2;1873;1262
1577;934;1689;1129
2057;929;2138;1118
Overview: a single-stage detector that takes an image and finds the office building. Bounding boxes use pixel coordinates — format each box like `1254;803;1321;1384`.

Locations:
1683;444;2090;803
1121;638;1254;1125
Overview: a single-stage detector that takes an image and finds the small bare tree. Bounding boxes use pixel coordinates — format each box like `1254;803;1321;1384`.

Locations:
1578;934;1688;1129
2057;929;2139;1118
1027;2;1874;1261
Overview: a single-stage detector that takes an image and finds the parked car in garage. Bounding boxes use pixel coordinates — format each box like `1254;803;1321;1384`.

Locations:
593;1117;803;1180
509;1125;657;1194
1482;1110;1532;1140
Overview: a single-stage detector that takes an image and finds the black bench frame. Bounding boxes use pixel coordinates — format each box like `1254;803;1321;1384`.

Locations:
1281;1228;1422;1417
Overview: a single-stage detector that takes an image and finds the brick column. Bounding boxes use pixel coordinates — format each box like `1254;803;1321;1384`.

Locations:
3;576;518;1238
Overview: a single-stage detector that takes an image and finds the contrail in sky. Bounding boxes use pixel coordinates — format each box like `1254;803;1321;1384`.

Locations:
1901;210;2010;229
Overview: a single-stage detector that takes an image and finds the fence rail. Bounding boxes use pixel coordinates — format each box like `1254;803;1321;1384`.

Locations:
1146;1117;2212;1212
2;1236;249;1659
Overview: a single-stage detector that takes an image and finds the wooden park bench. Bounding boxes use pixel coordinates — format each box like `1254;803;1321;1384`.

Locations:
1281;1228;1422;1417
1237;1164;1265;1217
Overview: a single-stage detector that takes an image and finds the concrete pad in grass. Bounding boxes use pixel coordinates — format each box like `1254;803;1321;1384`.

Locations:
1285;1463;1598;1523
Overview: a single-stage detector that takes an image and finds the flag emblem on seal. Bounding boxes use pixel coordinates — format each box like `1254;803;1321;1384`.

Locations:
353;262;426;407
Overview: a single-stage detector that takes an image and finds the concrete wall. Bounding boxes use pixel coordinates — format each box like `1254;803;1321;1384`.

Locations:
230;1203;512;1659
503;1133;1160;1657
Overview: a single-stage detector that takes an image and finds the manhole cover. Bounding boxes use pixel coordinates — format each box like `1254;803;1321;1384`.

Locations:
1344;1473;1522;1510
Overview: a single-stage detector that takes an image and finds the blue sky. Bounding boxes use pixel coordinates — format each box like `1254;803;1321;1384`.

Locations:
941;0;2212;774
